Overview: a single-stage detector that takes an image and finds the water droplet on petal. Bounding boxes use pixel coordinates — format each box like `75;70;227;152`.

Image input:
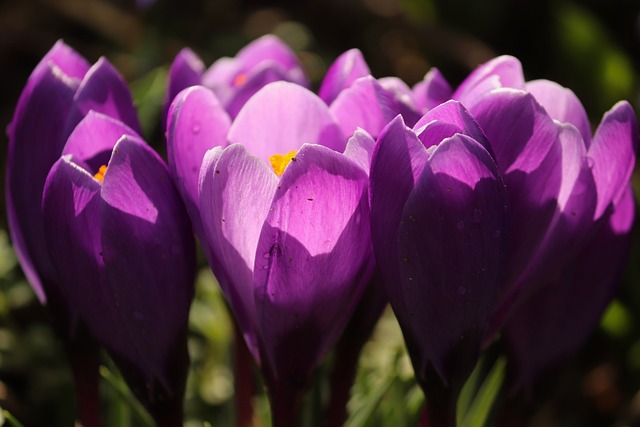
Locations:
457;220;465;230
192;122;201;134
262;252;270;259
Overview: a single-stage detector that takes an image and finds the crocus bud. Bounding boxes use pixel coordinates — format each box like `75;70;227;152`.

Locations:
6;40;141;426
370;104;509;426
168;82;375;425
42;113;195;425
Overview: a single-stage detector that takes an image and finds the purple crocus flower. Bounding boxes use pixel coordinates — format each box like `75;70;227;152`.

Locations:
41;112;195;426
449;56;638;391
167;81;374;425
370;101;509;426
164;35;308;123
6;40;141;425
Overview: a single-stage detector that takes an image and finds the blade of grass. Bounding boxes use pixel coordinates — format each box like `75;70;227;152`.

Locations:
459;357;506;427
100;365;154;427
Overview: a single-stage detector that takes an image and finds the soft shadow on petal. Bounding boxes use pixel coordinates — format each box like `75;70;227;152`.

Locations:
228;82;345;161
162;48;205;129
254;143;371;385
412;68;453;113
6;61;79;302
369;116;429;326
199;143;279;361
397;134;507;386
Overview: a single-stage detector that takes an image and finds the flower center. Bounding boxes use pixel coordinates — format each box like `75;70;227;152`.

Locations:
233;73;248;87
269;151;297;176
93;165;108;183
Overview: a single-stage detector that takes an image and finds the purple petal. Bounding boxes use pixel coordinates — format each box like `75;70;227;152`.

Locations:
167;85;231;227
198;144;280;361
318;49;371;104
44;40;91;80
412;68;453;113
369;116;429;327
254;143;371;383
470;89;557;175
397;134;508;385
236;35;307;85
225;64;297;119
6;61;80;302
162;48;205;130
413;100;490;153
453;56;525;109
495;124;598;329
504;186;634;391
41;156;122;351
525;79;591;144
64;58;142;139
343;129;375;175
100;135;195;394
588;101;638;219
62;111;138;172
202;57;243;105
228;82;345;161
330;75;403;138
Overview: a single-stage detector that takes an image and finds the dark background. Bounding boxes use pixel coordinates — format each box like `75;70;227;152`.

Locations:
1;0;640;425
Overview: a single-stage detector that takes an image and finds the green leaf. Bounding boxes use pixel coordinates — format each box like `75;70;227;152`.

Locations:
458;357;506;427
100;364;155;427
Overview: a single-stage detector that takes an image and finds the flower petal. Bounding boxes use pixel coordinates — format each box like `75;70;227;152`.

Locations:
198;144;279;360
162;48;205;129
167;85;231;228
413;100;490;153
588;101;638;219
64;57;141;139
236;35;307;86
369;116;429;327
44;40;91;80
100;135;195;396
525;79;591;144
41;156;121;350
228;82;345;161
254;143;371;383
62;111;139;172
504;186;634;391
343;128;375;175
412;68;453;112
225;64;297;119
330;75;404;138
318;48;371;104
453;55;525;109
6;61;79;302
397;134;508;385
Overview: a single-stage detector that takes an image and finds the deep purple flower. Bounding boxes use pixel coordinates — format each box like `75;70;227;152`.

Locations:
41;112;195;425
448;56;638;390
164;35;308;122
370;101;509;425
167;81;374;425
6;40;141;425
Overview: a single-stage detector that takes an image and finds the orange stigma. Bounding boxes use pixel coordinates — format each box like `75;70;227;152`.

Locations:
233;73;248;87
269;151;297;176
93;165;108;183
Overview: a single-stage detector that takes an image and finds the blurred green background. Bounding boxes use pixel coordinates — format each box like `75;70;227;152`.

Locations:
1;0;640;425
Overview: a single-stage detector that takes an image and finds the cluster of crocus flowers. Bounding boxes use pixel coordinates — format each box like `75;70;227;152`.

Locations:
7;42;195;426
6;35;638;427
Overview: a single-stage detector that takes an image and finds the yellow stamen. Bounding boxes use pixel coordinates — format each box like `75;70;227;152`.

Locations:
93;165;108;183
269;151;297;176
233;73;248;87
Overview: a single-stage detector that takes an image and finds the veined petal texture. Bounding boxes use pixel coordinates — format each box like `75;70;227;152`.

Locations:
254;144;371;384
